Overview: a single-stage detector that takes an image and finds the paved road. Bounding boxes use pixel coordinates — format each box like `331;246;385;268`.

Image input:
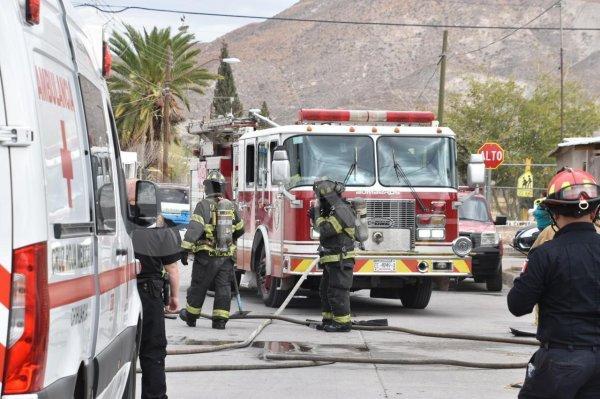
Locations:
137;258;535;399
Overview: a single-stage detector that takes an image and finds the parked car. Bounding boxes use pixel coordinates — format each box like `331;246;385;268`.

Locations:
458;190;507;291
158;184;190;227
512;225;540;254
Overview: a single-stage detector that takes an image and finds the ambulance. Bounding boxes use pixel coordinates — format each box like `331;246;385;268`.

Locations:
196;109;486;308
0;1;154;397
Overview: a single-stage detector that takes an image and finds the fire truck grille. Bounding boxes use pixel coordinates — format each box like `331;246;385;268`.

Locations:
366;199;416;243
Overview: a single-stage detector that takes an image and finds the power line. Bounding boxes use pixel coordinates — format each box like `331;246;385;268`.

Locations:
451;0;562;57
74;3;600;31
415;64;440;103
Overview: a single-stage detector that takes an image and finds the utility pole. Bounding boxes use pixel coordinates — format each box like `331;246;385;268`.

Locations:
161;45;173;182
559;0;565;139
437;30;448;125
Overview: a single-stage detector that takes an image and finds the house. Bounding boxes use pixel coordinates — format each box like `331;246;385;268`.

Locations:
549;131;600;179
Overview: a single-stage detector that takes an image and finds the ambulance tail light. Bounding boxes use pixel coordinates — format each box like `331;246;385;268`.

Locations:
3;242;49;395
102;40;112;77
25;0;41;25
298;109;436;124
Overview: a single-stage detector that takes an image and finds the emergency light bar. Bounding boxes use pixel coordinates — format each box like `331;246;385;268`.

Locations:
298;109;436;124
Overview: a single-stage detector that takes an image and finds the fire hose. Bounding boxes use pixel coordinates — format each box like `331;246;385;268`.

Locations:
159;257;533;373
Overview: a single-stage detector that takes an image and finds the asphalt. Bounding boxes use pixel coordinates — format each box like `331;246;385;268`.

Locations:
136;257;536;399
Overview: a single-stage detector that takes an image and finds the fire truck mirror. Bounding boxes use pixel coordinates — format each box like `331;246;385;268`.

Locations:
467;154;485;188
271;147;290;186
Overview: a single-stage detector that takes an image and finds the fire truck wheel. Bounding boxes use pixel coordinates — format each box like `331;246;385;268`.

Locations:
254;245;289;307
399;278;433;309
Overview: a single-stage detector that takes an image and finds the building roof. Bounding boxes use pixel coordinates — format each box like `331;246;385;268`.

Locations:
549;136;600;157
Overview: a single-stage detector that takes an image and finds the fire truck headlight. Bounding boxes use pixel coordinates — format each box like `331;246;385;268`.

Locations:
452;237;473;258
417;228;445;241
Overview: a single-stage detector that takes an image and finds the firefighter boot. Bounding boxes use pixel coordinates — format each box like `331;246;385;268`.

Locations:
179;309;199;327
212;318;227;330
316;319;333;331
323;320;352;333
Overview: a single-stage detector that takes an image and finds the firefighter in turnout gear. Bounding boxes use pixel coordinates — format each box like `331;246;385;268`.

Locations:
508;168;600;398
179;170;245;329
309;178;357;333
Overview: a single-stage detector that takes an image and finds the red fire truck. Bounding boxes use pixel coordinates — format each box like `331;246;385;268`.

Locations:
193;109;485;309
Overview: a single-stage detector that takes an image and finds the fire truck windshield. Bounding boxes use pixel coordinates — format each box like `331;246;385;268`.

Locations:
377;136;456;188
283;135;375;187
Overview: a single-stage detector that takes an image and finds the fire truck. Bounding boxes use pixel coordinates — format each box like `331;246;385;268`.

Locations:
192;109;485;309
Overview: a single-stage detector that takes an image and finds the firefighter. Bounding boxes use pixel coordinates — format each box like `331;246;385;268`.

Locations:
179;170;245;329
508;168;600;398
132;213;183;399
309;178;357;333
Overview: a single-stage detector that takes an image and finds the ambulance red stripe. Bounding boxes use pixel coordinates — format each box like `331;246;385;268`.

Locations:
99;265;131;294
49;275;95;309
49;263;136;309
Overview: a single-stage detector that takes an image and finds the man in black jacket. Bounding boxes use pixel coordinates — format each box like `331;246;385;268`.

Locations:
132;213;183;399
508;168;600;399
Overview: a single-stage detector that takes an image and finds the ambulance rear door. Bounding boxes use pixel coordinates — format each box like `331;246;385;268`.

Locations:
0;55;12;395
26;0;97;390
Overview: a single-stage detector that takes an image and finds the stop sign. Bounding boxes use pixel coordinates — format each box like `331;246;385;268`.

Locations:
478;142;505;169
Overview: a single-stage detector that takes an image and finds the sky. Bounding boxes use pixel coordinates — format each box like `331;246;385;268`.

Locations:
74;0;300;43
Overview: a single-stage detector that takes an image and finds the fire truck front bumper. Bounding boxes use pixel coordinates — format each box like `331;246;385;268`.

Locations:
284;254;472;277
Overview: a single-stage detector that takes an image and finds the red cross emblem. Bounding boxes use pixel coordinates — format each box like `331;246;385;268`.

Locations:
60;120;74;208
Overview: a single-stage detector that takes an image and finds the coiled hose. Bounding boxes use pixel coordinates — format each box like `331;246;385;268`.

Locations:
161;258;533;372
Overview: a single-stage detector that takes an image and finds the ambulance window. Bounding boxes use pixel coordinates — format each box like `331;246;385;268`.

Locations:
258;142;268;188
79;75;116;233
246;144;255;186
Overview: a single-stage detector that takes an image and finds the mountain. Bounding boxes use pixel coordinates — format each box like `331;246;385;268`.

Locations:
187;0;600;124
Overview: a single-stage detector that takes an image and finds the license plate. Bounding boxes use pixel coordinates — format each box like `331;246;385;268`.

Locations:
374;259;396;272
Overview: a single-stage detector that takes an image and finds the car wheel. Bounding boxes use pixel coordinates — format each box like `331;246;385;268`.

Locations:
486;262;503;292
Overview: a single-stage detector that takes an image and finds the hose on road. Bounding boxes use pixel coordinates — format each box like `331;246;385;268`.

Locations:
157;360;333;374
162;256;531;372
264;353;528;370
167;257;320;356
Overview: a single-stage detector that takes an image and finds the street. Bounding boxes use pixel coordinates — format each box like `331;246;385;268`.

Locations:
139;256;535;399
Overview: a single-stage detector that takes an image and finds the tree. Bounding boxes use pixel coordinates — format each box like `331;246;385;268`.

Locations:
446;77;600;218
211;42;244;117
259;101;271;128
108;24;218;181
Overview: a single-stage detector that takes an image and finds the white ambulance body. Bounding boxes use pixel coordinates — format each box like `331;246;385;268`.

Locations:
0;1;142;398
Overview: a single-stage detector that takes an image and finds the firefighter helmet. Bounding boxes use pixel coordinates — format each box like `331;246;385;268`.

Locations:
542;168;600;216
313;177;345;198
204;170;226;197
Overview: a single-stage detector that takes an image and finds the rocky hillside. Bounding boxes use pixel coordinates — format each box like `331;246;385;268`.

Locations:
188;0;600;123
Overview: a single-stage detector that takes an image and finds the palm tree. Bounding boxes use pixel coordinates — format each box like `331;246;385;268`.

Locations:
108;24;217;180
